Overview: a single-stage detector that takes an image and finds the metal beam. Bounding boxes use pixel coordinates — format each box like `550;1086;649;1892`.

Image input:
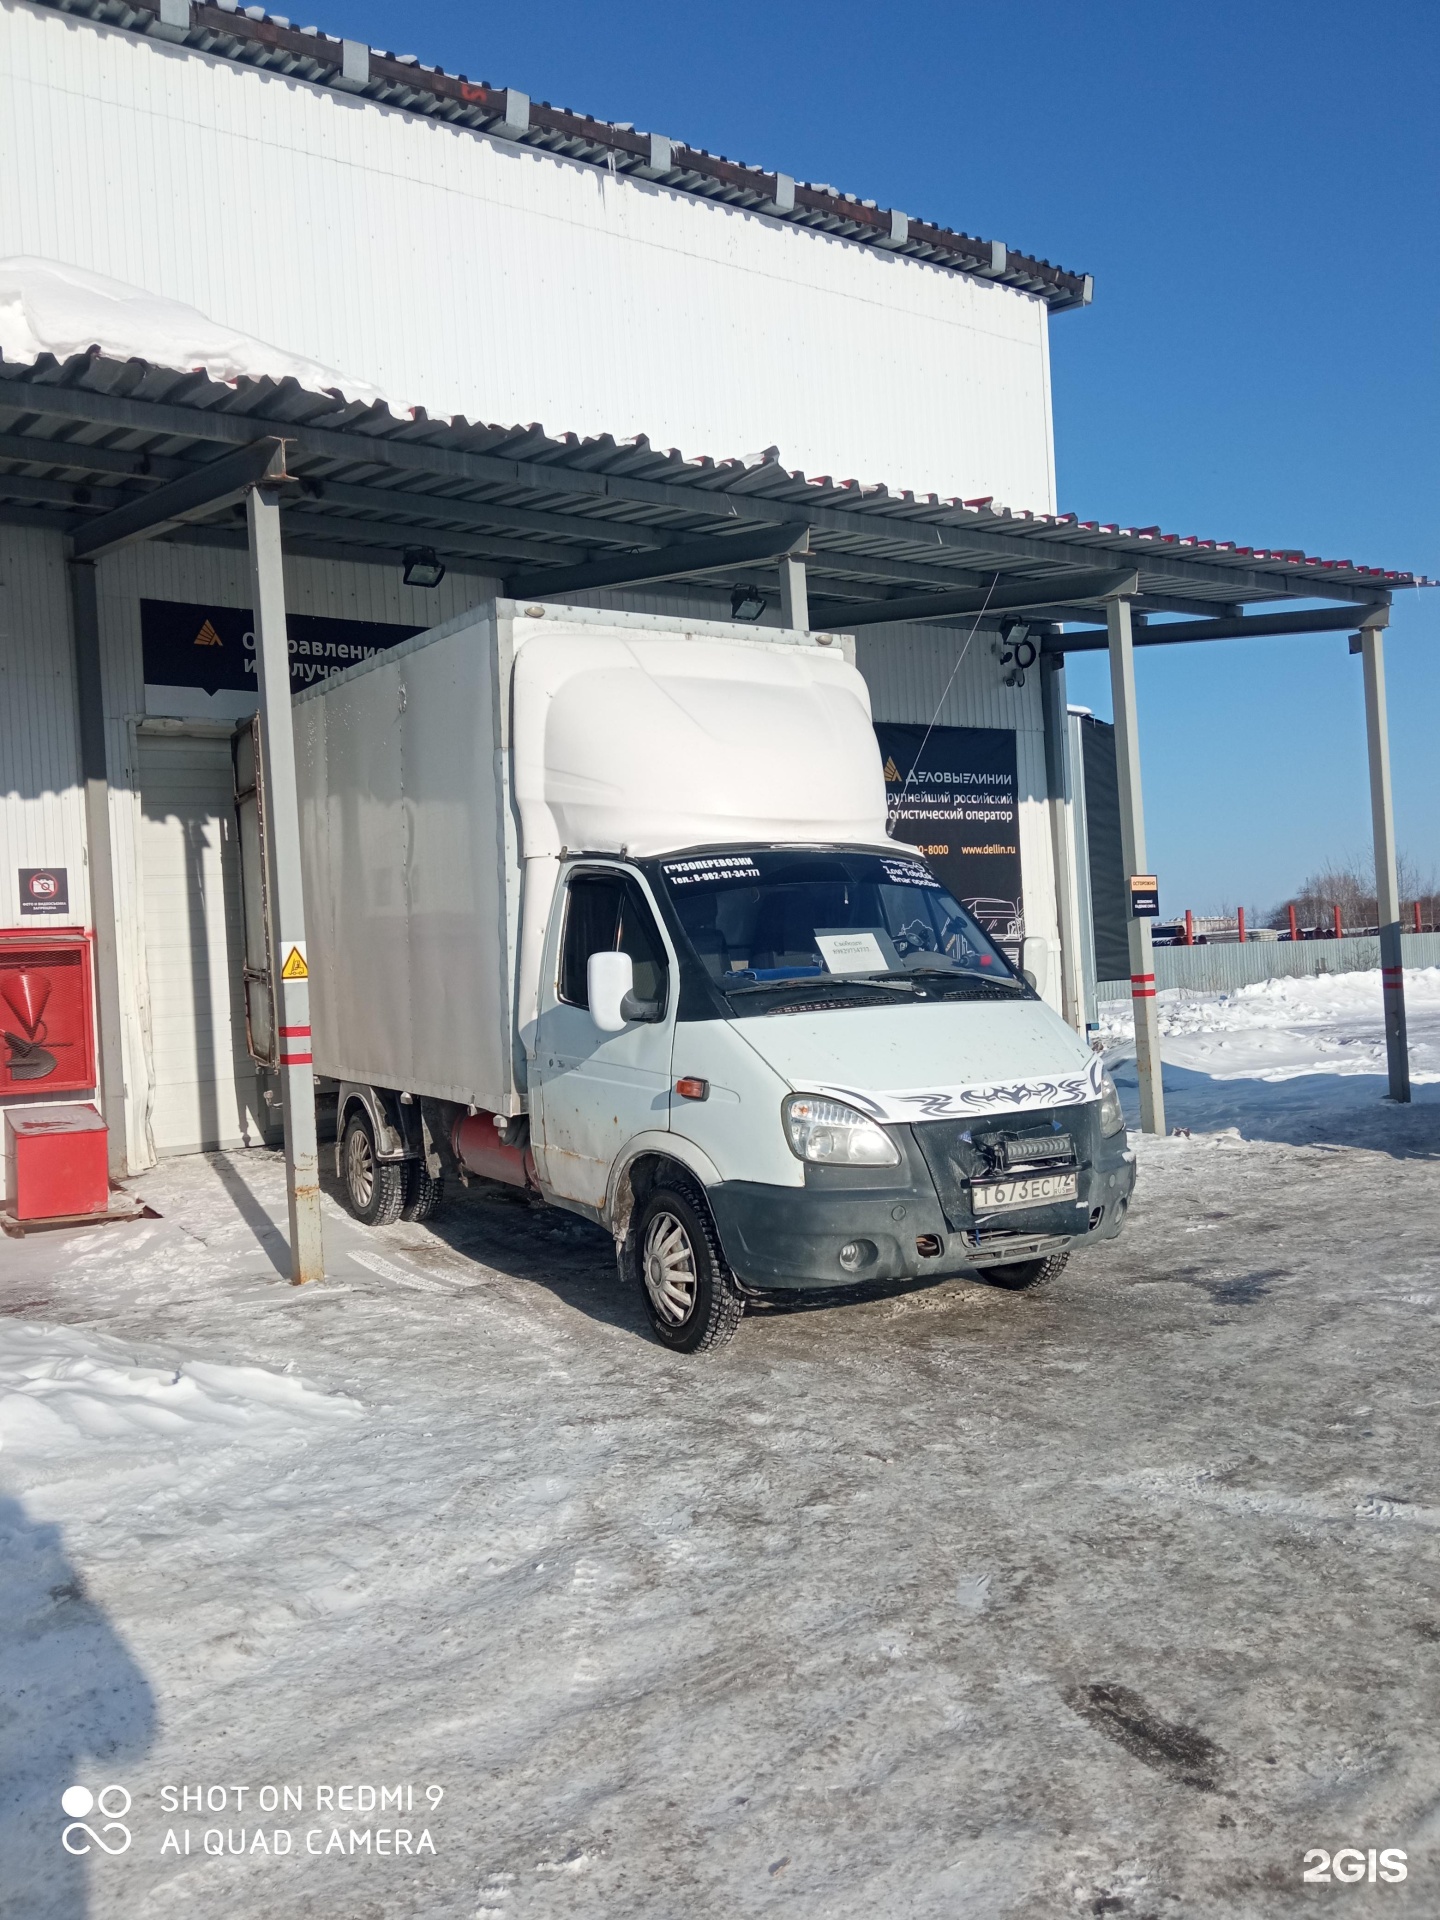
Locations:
1048;602;1390;652
809;567;1141;629
72;438;290;558
506;523;810;600
1359;620;1410;1102
247;486;325;1282
65;558;128;1174
0;376;1393;606
281;500;558;567
1040;651;1086;1033
779;552;809;629
1107;597;1165;1136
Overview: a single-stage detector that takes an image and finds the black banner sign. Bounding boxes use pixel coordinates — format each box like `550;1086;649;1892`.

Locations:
140;600;423;699
875;723;1025;949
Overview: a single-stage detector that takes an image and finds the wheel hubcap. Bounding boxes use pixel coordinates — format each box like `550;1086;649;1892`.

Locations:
346;1128;374;1209
641;1211;698;1326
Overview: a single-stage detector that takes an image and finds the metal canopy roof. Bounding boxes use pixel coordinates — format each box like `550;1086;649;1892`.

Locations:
0;350;1429;640
29;0;1092;313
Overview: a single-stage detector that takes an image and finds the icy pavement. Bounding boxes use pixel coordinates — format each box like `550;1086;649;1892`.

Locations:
2;992;1439;1917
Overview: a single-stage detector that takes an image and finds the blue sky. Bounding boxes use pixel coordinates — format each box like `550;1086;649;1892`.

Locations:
333;0;1436;914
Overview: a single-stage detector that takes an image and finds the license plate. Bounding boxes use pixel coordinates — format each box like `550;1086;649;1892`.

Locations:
972;1171;1078;1212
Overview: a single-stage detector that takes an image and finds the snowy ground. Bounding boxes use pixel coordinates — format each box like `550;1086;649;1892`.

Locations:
3;973;1439;1919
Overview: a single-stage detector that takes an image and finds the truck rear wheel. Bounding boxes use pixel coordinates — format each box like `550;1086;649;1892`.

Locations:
402;1162;446;1223
341;1110;406;1227
982;1250;1070;1291
635;1186;744;1354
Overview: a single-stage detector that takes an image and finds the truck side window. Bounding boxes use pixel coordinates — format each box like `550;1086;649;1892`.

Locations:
559;873;669;1014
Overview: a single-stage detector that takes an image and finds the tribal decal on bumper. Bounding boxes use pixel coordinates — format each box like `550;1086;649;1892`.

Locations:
818;1053;1106;1124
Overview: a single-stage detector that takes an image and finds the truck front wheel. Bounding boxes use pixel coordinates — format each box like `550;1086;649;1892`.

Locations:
341;1110;406;1227
634;1186;744;1354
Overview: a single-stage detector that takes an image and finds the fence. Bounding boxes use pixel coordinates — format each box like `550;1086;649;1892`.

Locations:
1096;930;1440;1000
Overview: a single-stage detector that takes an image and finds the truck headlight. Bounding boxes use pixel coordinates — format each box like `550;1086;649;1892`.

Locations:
1097;1070;1126;1137
784;1094;900;1166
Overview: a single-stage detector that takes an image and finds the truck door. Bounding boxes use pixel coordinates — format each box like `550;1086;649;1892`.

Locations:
532;866;674;1210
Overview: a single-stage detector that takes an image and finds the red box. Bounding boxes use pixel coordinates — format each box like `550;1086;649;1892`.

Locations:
5;1104;110;1220
0;930;97;1096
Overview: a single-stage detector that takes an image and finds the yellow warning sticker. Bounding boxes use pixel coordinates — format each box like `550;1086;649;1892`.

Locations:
280;945;309;980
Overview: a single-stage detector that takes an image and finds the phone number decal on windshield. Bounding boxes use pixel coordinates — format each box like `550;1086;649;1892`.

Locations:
662;855;762;886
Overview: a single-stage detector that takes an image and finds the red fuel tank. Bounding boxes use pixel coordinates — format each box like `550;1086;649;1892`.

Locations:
452;1112;537;1189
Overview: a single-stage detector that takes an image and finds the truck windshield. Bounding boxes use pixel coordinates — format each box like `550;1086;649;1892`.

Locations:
656;847;1023;1005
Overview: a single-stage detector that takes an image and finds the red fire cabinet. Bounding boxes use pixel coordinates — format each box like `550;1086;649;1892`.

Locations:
5;1104;110;1220
0;929;97;1097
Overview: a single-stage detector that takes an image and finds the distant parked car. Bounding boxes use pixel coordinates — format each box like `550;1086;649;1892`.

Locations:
1150;922;1206;947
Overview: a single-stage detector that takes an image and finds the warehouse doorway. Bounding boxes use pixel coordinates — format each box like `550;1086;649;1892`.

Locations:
136;729;265;1155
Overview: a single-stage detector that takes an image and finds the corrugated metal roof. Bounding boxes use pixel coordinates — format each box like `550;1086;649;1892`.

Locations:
27;0;1093;313
0;349;1429;618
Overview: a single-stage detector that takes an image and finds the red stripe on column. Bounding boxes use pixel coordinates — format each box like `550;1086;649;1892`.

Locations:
278;1025;312;1037
279;1052;313;1066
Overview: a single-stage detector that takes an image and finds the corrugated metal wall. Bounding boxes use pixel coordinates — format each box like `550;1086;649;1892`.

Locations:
1096;932;1440;999
0;524;87;927
0;525;90;1196
0;0;1054;510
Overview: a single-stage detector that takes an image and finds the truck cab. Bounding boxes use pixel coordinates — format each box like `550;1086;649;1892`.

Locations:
525;842;1134;1351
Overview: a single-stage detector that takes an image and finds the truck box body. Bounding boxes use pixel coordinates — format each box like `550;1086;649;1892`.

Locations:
293;599;882;1115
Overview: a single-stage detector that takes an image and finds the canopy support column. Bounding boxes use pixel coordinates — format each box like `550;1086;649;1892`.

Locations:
247;486;325;1281
779;553;809;630
1360;616;1409;1102
65;557;127;1173
1106;595;1165;1134
1040;651;1086;1032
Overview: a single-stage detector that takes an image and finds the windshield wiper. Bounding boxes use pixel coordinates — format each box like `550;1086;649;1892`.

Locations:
722;974;917;998
901;965;1025;988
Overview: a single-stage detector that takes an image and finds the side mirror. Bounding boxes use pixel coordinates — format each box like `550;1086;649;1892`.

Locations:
1019;934;1050;998
588;950;634;1032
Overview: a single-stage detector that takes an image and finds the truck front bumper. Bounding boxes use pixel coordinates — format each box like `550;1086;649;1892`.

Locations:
706;1128;1136;1292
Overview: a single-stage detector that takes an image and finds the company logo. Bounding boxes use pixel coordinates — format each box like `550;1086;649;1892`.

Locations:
193;619;223;648
61;1784;132;1856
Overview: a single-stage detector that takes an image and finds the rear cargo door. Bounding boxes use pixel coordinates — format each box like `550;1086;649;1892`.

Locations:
532;867;673;1209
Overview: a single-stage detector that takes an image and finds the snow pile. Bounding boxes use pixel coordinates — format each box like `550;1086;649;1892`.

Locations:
1101;967;1440;1084
0;256;390;406
0;1322;363;1453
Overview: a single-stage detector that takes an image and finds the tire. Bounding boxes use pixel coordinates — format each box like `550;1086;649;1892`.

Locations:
633;1185;744;1354
341;1110;406;1227
982;1250;1070;1292
402;1161;446;1223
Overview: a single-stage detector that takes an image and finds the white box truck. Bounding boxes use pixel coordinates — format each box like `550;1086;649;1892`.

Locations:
288;599;1135;1352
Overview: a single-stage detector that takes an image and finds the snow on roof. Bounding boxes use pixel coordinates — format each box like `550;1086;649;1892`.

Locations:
0;257;389;410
